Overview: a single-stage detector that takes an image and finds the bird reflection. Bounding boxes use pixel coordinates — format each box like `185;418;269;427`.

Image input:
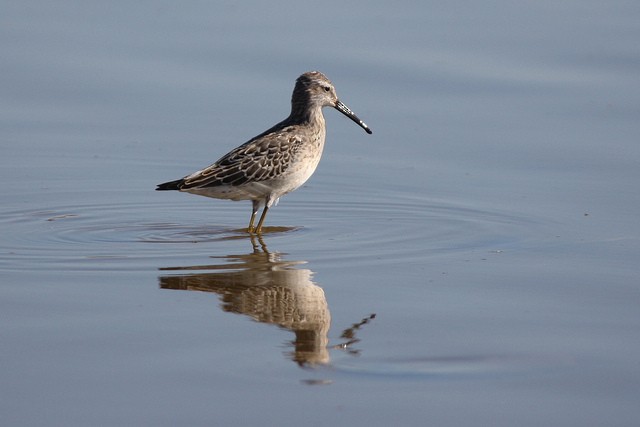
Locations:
159;236;333;366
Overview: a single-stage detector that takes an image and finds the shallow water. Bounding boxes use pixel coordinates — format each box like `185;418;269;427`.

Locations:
2;1;640;426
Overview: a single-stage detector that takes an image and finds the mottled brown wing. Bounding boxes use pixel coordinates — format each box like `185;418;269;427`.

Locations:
181;128;303;189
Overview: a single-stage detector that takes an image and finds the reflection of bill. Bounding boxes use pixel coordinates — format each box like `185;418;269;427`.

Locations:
159;237;331;366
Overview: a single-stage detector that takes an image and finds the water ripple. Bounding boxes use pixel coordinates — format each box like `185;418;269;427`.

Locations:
0;187;552;272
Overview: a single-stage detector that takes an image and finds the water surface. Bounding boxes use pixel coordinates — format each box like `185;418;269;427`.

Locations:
2;1;639;426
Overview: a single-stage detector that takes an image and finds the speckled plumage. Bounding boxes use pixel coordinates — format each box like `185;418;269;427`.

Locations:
157;71;372;233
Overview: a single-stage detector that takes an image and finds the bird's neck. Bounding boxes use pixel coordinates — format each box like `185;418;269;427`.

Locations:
288;103;325;127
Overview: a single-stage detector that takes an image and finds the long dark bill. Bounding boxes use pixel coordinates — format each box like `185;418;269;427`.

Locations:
335;100;373;134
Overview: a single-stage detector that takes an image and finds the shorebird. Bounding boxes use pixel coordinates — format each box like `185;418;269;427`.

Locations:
156;71;372;233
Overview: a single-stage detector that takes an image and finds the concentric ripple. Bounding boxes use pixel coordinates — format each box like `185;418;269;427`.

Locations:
0;184;552;273
330;353;554;379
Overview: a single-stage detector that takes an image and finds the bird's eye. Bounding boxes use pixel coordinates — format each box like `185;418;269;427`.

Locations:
323;86;330;92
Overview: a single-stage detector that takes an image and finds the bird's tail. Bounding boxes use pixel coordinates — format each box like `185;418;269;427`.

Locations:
156;179;184;191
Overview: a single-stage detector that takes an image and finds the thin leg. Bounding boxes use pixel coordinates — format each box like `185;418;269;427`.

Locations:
248;200;260;233
255;206;270;234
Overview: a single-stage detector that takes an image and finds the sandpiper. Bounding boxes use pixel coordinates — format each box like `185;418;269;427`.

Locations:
156;71;372;233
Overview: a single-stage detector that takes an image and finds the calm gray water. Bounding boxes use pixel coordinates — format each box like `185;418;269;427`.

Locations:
2;1;639;426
